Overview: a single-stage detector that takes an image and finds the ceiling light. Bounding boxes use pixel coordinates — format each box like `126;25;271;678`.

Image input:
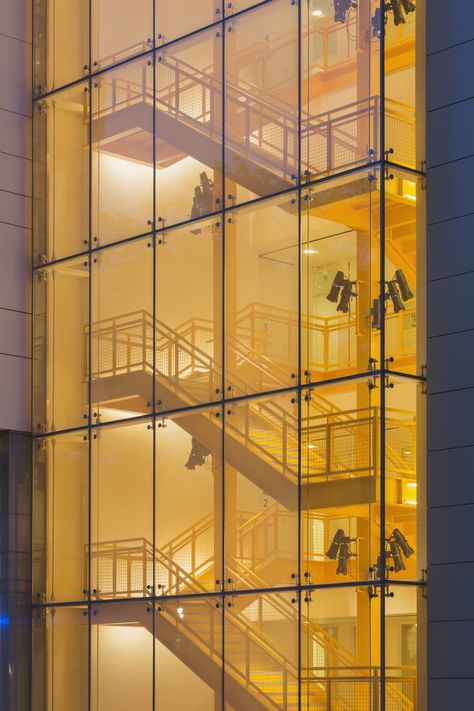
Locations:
406;482;417;488
312;9;324;16
307;444;315;449
303;248;319;254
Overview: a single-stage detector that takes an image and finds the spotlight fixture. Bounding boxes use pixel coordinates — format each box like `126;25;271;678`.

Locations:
190;171;214;222
326;271;357;314
371;269;414;328
385;528;415;574
372;0;416;35
185;438;211;470
334;0;357;24
326;529;356;576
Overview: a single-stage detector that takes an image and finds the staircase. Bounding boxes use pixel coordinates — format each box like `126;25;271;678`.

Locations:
91;45;415;199
86;528;415;711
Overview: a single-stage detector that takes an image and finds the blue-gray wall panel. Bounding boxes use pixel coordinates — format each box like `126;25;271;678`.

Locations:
428;157;474;225
428;446;474;508
427;272;474;337
428;389;474;450
427;40;474;111
427;99;474;167
428;679;474;711
428;331;474;393
428;504;474;565
427;0;474;54
428;563;474;621
427;214;474;281
428;621;474;677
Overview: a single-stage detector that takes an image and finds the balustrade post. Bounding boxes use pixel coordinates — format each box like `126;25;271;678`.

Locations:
326;419;331;481
373;666;379;711
283;666;288;710
327;675;331;711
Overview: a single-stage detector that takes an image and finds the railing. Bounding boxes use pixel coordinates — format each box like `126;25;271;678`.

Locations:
86;309;416;482
91;46;416;180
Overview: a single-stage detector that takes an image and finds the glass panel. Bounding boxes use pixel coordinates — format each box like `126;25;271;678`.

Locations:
225;192;298;398
32;606;88;711
155;28;223;228
301;169;380;383
33;256;89;434
156;405;222;595
155;0;218;45
155;596;222;710
33;84;90;265
90;237;153;424
383;169;422;376
90;601;153;711
91;58;154;248
224;0;298;206
90;420;153;599
301;586;380;711
225;392;298;591
384;0;418;170
384;585;422;711
155;217;222;407
385;375;423;583
301;0;380;179
91;0;153;71
33;431;89;604
34;0;88;94
224;591;298;710
301;377;380;586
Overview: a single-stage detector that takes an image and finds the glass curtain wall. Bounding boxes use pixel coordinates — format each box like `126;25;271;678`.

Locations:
32;0;426;709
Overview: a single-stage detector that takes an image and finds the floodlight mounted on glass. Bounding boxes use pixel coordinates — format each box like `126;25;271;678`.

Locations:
372;0;415;36
371;268;414;328
326;528;357;576
185;437;211;470
326;271;357;314
333;0;357;23
371;527;414;579
190;171;214;222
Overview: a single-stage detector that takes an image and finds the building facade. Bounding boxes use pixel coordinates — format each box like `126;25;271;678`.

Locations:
28;1;426;710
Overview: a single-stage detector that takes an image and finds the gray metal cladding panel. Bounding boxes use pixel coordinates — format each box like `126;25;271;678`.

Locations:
428;157;474;225
428;504;474;565
428;621;474;677
428;563;474;621
428;446;474;508
427;214;474;282
428;331;474;394
428;40;474;111
427;98;474;168
427;0;474;55
427;272;474;338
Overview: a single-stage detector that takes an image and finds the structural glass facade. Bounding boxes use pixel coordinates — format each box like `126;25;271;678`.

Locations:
31;1;426;709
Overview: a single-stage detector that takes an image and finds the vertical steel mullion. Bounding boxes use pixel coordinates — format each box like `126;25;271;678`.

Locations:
152;0;157;704
220;6;226;711
87;0;93;708
379;0;386;709
297;2;302;710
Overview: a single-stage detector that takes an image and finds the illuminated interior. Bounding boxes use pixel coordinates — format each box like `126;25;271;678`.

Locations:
32;0;426;709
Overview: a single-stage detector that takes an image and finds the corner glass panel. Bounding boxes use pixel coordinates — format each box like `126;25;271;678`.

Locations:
383;169;423;377
33;257;90;434
90;420;154;599
301;0;380;180
225;193;299;398
225;392;298;591
301;169;380;383
155;28;223;228
90;601;153;711
224;591;298;710
301;377;380;586
90;238;153;424
301;586;380;711
384;375;423;583
34;0;89;94
224;0;298;206
33;432;89;604
155;596;222;710
33;84;90;265
155;405;222;595
32;606;88;711
384;0;418;170
91;58;154;247
91;0;153;71
155;217;223;407
384;585;422;711
155;0;218;45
